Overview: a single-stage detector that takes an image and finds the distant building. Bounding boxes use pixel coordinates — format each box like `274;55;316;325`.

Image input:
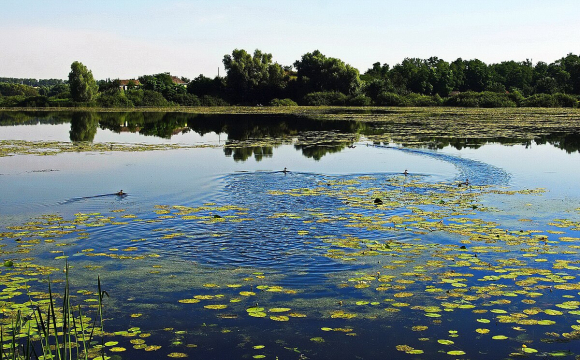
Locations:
119;79;141;91
171;76;188;86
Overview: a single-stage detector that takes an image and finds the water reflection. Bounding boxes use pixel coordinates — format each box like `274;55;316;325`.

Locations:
1;111;580;158
0;111;70;126
99;112;366;161
535;132;580;154
224;146;274;162
70;112;98;142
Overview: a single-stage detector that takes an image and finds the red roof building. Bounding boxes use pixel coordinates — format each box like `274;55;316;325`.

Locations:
171;76;187;86
119;79;141;91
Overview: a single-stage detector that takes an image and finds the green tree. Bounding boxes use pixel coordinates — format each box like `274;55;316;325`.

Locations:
187;74;226;98
68;61;98;102
488;60;533;95
222;49;286;103
549;53;580;94
362;62;390;80
0;83;39;97
427;57;454;97
391;58;432;94
294;50;361;97
450;58;467;91
463;59;491;92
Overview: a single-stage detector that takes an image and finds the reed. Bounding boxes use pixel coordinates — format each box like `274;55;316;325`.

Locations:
0;262;107;360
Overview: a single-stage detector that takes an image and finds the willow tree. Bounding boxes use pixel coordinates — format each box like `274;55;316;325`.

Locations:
68;61;98;102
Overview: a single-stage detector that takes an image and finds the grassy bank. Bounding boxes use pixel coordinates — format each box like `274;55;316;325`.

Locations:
2;105;580;116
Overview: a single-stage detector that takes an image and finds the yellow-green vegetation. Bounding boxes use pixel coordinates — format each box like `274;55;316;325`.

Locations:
1;169;580;358
2;115;580;360
2;107;580;158
0;262;108;360
0;140;218;157
2;105;580;117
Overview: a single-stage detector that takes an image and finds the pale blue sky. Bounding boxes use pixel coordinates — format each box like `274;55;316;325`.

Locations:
1;0;578;80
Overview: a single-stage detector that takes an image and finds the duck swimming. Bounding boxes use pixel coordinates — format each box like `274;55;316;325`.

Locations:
116;190;125;196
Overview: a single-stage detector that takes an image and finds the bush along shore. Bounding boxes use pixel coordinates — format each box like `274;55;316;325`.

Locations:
1;50;580;108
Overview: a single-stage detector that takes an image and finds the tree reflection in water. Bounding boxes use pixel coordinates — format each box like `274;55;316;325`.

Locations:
1;111;579;159
70;112;98;142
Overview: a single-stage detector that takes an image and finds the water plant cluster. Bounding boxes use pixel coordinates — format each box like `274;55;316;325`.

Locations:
2;108;580;161
1;166;580;358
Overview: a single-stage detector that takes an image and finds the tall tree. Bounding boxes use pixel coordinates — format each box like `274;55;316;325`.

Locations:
187;74;225;97
427;57;454;97
554;53;580;94
489;60;533;94
68;61;98;102
223;49;286;103
391;58;435;95
294;50;361;96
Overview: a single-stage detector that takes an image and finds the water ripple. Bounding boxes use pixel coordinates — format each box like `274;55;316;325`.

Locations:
375;145;511;186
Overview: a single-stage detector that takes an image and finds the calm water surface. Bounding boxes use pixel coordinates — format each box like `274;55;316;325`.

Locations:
1;111;580;359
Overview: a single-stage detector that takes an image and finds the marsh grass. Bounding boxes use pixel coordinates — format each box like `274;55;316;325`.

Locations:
0;263;107;360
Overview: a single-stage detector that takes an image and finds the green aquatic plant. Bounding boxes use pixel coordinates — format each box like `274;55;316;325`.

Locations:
0;262;108;360
3;164;580;359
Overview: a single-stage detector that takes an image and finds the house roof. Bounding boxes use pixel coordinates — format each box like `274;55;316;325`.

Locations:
119;79;141;86
171;76;187;85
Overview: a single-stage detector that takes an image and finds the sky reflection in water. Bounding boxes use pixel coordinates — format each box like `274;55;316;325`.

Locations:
1;111;580;359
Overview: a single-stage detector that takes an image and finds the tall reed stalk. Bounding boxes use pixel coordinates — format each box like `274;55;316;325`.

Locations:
0;262;107;360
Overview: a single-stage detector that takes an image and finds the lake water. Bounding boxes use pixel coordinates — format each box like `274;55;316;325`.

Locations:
1;110;580;359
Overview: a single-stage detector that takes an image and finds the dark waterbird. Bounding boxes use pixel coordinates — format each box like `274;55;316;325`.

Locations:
59;190;127;205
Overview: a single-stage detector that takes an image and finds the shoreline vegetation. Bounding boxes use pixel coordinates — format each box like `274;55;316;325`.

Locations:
1;50;579;109
1;105;580;116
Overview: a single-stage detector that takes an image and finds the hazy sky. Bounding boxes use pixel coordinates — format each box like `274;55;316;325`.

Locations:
1;0;578;80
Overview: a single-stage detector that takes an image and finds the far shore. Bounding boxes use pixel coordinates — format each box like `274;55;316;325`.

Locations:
2;106;580;116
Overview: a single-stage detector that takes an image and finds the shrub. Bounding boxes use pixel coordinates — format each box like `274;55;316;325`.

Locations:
97;90;134;108
0;82;39;97
125;89;144;106
70;101;97;108
376;92;406;106
444;91;515;108
48;98;74;107
171;93;201;106
507;89;525;106
478;92;516;108
521;94;558;107
303;91;348;106
200;95;229;106
486;82;507;93
405;93;440;107
17;95;51;107
47;83;70;98
269;98;298;106
347;94;372;106
142;90;171;107
0;95;26;107
553;93;578;108
127;89;171;107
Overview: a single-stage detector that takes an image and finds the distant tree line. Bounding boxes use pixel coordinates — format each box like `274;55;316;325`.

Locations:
1;51;579;108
